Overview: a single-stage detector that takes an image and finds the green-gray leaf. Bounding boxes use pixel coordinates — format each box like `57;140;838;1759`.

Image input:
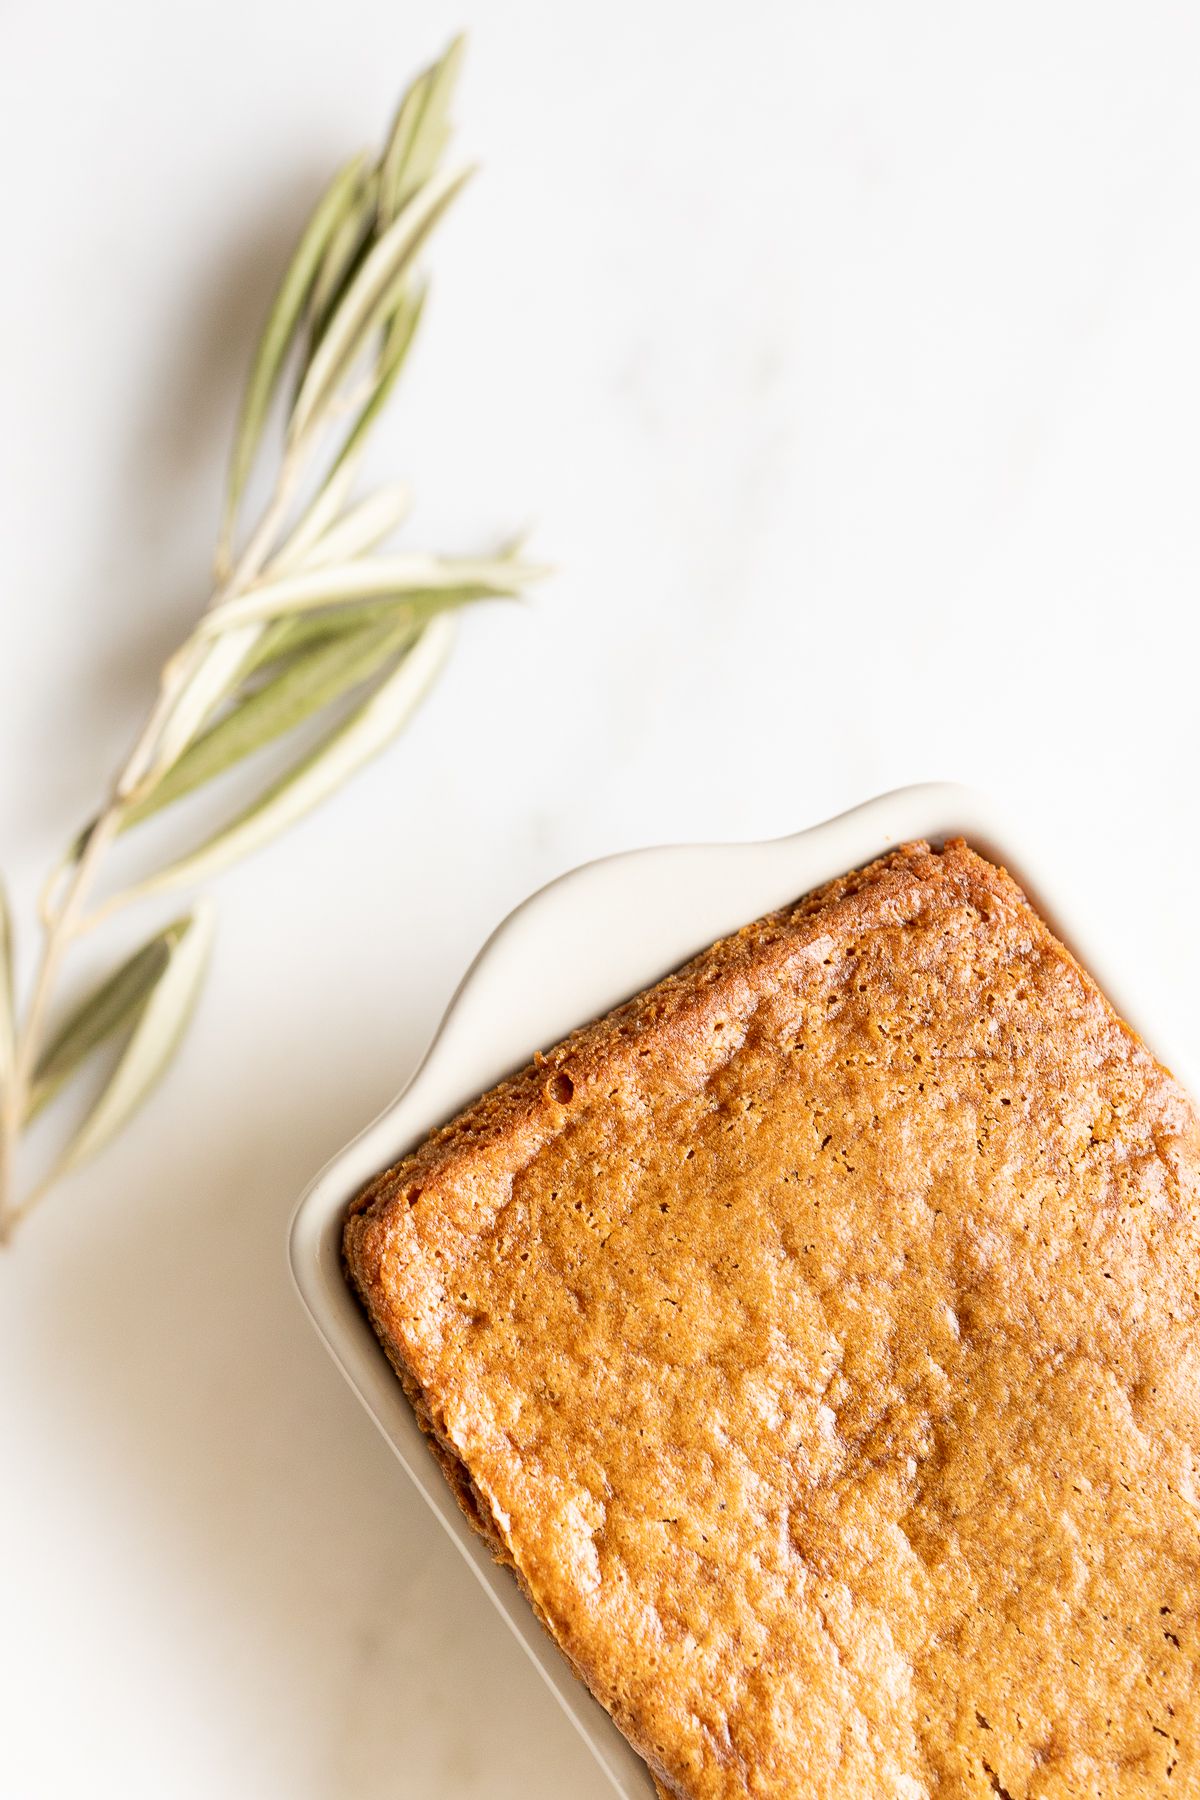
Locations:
220;151;369;559
288;164;470;446
104;619;456;906
53;904;215;1179
299;30;459;403
24;918;193;1122
138;626;262;793
230;597;434;685
270;449;365;576
305;171;379;347
200;552;537;636
120;614;415;831
325;285;426;485
378;35;465;225
293;483;410;569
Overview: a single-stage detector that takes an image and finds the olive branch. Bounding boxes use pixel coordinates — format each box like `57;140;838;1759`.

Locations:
0;36;539;1244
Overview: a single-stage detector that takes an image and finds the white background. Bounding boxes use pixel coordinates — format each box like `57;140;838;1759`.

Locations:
2;3;1198;1796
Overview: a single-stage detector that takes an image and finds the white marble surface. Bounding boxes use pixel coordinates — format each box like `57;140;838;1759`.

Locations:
1;3;1198;1796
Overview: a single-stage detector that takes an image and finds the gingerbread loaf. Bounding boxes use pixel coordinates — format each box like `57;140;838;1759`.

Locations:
345;840;1200;1798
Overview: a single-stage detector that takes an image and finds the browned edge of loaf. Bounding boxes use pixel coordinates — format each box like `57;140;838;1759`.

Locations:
340;837;1154;1800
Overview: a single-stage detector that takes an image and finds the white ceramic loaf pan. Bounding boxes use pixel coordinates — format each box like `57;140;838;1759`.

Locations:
288;781;1196;1798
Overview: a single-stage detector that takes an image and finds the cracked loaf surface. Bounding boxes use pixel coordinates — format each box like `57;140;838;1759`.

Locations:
344;840;1200;1799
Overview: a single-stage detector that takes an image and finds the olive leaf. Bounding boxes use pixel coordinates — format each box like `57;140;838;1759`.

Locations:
378;279;425;372
232;599;403;683
295;31;460;396
325;284;426;486
378;34;465;224
105;618;456;906
200;552;537;635
0;879;15;1087
219;151;369;558
296;483;411;569
120;614;416;830
305;171;380;345
24;917;191;1121
288;163;471;445
270;450;366;575
51;904;215;1180
137;626;263;796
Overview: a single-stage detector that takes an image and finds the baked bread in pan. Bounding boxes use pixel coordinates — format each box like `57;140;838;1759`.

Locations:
346;840;1200;1799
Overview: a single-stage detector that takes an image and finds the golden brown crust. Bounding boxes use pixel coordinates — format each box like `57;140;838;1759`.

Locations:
345;841;1200;1798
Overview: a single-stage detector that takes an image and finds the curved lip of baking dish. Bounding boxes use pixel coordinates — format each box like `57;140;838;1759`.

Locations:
288;780;1195;1799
